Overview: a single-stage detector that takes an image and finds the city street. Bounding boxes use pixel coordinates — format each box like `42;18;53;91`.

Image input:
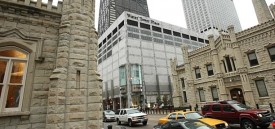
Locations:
103;114;274;129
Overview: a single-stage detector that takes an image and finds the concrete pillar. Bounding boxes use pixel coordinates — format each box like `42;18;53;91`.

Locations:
228;26;256;108
46;0;102;129
181;45;197;108
170;58;183;107
208;35;228;100
252;0;273;24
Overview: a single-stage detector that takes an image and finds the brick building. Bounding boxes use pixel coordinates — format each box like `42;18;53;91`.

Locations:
170;0;275;110
0;0;102;129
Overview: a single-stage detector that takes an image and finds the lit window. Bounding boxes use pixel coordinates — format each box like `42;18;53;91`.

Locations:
255;80;268;97
0;48;28;112
247;52;259;66
267;46;275;62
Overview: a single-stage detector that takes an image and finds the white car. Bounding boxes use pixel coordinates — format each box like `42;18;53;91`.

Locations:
115;108;148;127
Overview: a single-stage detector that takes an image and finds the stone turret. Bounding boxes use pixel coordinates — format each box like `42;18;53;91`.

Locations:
252;0;273;24
46;0;102;129
270;3;275;18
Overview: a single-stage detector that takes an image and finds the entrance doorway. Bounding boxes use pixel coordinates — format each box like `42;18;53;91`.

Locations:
230;88;245;104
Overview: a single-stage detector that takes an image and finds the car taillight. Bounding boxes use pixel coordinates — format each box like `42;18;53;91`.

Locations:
272;121;275;127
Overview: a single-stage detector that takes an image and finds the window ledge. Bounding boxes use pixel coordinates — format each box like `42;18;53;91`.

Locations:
259;97;270;100
249;65;261;68
0;111;30;118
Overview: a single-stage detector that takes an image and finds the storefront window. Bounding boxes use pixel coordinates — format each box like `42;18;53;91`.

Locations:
119;66;126;86
0;48;28;112
130;64;142;85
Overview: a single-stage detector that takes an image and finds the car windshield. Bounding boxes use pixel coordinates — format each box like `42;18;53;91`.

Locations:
180;121;214;129
231;103;251;111
127;109;140;114
104;110;115;115
185;112;204;119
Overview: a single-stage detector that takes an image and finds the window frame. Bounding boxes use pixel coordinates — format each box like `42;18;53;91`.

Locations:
0;47;29;113
211;87;219;101
247;52;259;66
194;67;201;79
255;79;268;97
198;88;205;102
267;46;275;62
206;64;214;76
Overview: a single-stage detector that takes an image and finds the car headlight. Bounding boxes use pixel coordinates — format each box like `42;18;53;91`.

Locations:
225;122;228;127
132;117;138;120
257;114;263;117
144;115;148;119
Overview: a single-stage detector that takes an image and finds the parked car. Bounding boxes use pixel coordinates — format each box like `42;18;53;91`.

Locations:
115;108;148;127
158;111;228;129
272;119;275;128
103;110;116;122
202;100;273;129
153;119;215;129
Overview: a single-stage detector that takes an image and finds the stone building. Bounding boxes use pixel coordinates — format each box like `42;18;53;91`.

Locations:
0;0;102;129
170;0;275;110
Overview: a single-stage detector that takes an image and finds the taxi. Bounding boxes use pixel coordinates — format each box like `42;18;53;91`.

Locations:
158;111;229;129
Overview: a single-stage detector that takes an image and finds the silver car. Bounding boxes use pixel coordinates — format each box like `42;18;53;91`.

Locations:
103;110;116;122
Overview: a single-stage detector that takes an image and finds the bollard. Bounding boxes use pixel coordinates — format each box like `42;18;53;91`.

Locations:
256;104;259;109
107;125;112;129
270;103;274;113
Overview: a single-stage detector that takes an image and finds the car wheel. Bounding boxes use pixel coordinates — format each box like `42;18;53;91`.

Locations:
143;121;147;125
128;119;133;127
241;119;256;129
117;119;121;125
259;124;270;129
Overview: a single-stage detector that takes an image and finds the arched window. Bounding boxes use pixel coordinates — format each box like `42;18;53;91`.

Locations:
0;47;28;112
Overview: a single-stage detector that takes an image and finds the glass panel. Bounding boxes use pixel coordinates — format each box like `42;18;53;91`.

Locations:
268;47;275;55
256;80;268;97
199;89;205;102
0;50;26;58
0;61;7;83
131;64;142;85
248;53;257;60
119;66;126;86
6;85;22;108
10;62;26;84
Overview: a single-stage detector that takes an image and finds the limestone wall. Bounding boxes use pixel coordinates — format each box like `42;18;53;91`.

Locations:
0;1;60;129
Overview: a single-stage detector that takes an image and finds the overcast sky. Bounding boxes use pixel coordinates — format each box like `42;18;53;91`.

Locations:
94;0;275;31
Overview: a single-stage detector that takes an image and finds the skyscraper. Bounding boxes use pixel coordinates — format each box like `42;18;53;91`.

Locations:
98;0;150;36
182;0;242;35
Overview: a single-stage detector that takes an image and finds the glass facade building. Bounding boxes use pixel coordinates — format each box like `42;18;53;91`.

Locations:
98;12;208;110
182;0;242;35
98;0;150;36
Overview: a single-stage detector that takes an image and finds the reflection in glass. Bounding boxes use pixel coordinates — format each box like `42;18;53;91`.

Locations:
6;85;21;108
0;49;26;58
0;61;7;83
10;62;26;84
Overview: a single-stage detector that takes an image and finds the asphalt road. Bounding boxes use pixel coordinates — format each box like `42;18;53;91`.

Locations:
103;114;274;129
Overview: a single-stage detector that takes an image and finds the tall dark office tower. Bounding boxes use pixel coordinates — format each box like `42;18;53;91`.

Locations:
98;0;150;36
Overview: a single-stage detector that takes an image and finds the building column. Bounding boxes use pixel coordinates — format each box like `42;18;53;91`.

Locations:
170;58;183;107
46;0;102;129
181;45;197;108
228;26;256;107
208;35;228;100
